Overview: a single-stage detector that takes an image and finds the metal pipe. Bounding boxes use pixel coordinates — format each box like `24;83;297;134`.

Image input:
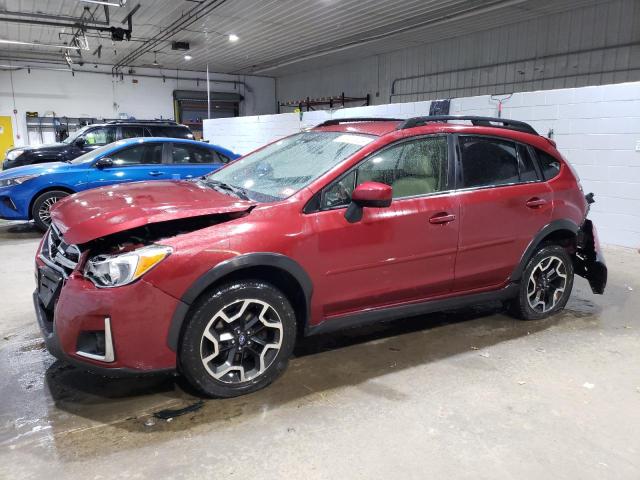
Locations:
388;67;640;102
0;9;108;25
207;64;211;119
0;62;251;91
390;41;640;101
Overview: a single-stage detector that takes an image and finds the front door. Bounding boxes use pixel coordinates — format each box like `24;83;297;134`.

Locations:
85;142;168;190
453;136;552;292
312;135;459;318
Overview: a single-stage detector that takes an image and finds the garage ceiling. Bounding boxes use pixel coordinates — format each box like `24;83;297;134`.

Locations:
0;0;604;76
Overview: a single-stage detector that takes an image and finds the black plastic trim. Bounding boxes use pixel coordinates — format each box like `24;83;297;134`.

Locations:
398;115;538;135
509;219;580;282
315;117;403;128
167;253;313;351
307;283;519;336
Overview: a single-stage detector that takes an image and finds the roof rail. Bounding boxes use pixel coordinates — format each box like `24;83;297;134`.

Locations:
315;117;403;128
397;115;538;135
105;119;180;125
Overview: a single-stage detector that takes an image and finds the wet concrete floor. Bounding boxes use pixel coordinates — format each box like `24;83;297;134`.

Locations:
0;220;639;479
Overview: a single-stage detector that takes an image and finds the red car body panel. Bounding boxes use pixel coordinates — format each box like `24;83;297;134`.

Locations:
34;119;605;374
50;180;255;244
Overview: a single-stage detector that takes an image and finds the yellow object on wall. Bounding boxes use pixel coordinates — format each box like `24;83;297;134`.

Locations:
0;116;15;166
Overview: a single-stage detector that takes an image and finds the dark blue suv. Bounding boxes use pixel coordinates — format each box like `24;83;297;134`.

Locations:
0;137;238;230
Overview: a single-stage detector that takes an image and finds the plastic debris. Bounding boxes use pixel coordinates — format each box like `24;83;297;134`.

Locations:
517;381;527;385
154;400;204;420
144;417;156;427
479;352;490;358
582;382;595;389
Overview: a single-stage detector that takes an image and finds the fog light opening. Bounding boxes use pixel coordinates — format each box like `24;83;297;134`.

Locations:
76;317;115;363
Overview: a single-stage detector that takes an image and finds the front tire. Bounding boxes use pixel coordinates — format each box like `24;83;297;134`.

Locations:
31;190;70;231
179;281;297;398
509;245;574;320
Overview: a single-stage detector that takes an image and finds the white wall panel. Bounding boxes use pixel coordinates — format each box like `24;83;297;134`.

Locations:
204;81;640;248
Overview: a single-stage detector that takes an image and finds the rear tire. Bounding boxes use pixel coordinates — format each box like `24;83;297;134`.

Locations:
31;190;70;231
509;245;574;320
179;280;297;398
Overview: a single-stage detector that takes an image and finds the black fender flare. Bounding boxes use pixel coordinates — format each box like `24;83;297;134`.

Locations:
509;219;579;282
167;253;313;351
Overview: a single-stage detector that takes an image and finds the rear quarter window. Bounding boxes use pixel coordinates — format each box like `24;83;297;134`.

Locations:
152;126;193;139
535;149;562;180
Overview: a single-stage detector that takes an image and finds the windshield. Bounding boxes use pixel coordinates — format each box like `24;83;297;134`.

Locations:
69;143;120;164
204;131;374;202
62;125;91;144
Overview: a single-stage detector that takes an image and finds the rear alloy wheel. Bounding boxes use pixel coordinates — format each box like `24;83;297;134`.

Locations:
179;281;296;398
31;190;70;231
509;245;574;320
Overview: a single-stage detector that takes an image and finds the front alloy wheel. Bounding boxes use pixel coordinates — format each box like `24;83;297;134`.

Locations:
200;298;283;384
179;281;296;398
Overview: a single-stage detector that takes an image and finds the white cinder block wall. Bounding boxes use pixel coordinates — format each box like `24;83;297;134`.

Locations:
204;81;640;248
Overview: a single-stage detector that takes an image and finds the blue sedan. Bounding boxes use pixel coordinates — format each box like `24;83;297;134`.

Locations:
0;137;238;230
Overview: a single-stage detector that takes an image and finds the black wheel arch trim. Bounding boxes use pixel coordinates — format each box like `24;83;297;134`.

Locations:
167;252;313;352
510;219;579;282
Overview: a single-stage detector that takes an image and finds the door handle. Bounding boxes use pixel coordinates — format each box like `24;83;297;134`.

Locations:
526;197;547;208
148;171;164;176
429;213;456;224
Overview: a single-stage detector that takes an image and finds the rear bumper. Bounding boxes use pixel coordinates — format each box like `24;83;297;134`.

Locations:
574;219;607;294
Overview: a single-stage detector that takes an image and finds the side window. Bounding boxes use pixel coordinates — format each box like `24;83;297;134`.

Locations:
320;136;448;209
171;145;215;164
459;136;519;188
84;127;116;146
535;149;561;180
517;144;540;182
121;127;144;139
110;143;163;165
216;152;231;164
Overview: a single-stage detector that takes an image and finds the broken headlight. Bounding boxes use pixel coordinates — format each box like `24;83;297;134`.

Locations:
84;245;172;288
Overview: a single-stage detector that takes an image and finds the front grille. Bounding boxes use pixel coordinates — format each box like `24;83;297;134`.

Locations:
41;223;81;275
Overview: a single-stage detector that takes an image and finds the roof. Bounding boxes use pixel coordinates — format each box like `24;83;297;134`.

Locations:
105;137;238;157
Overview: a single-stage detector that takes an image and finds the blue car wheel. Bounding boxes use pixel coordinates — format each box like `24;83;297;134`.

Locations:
32;190;70;231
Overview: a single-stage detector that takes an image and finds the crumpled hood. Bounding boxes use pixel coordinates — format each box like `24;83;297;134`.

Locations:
0;162;70;179
50;180;256;244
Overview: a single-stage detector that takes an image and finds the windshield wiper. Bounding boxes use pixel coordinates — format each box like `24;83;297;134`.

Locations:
203;180;250;200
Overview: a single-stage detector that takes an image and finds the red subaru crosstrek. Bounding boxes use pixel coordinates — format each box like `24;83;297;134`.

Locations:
34;116;607;397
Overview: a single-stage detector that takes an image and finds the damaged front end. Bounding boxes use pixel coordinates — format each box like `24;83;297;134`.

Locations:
573;218;607;294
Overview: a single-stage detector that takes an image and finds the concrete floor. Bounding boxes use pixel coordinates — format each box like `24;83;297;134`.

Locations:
0;220;639;480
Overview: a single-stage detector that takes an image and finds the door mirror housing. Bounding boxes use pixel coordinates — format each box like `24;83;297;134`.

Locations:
345;181;392;223
94;157;114;169
74;136;86;147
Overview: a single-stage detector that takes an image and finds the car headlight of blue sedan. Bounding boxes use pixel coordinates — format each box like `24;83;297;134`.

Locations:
0;174;38;187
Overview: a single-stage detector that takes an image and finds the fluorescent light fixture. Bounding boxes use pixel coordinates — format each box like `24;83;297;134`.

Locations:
0;38;80;50
80;0;126;6
228;34;239;42
184;55;192;61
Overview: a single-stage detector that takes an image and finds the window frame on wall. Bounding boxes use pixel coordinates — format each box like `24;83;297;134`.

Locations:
314;134;455;212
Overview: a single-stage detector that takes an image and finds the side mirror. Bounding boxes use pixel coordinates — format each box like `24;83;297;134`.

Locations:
74;137;86;147
345;182;392;223
95;157;113;169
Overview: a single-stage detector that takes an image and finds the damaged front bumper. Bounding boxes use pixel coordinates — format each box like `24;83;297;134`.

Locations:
573;219;607;294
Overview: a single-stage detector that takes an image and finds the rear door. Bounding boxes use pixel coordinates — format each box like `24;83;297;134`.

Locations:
453;135;552;292
164;143;226;179
86;142;168;188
